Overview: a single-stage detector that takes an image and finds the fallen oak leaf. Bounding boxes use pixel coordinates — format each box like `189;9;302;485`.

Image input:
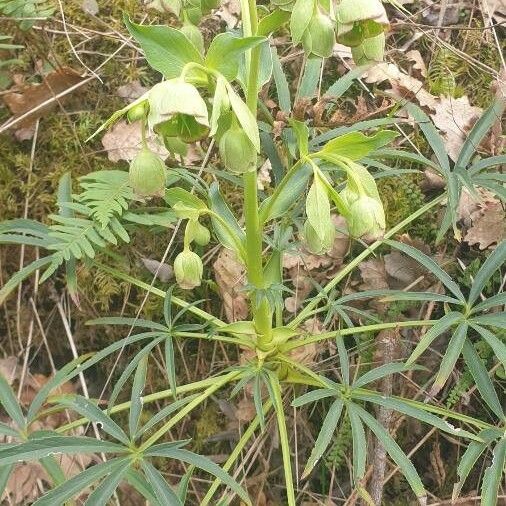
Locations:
2;67;87;140
101;120;169;162
213;248;249;322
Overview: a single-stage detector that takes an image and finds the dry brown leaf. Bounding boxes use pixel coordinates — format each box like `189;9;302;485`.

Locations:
116;80;149;101
235;398;256;422
359;259;388;291
213;248;249;322
141;257;173;282
485;0;506;20
0;356;19;385
384;250;425;287
101;120;169;162
430;96;483;162
422;170;446;191
3;67;86;140
216;0;240;28
257;159;272;190
464;199;506;249
405;50;427;78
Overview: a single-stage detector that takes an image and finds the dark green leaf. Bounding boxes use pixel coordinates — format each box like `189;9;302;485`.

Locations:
125;16;203;79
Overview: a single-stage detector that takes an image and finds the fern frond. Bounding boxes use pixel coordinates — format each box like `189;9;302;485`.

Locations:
42;213;129;282
77;170;135;228
0;0;55;30
428;48;460;97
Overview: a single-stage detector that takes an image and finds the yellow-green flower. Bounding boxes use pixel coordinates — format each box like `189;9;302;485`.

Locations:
129;147;166;197
174;248;203;289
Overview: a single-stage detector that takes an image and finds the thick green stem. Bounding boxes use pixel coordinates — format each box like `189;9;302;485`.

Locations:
240;0;273;345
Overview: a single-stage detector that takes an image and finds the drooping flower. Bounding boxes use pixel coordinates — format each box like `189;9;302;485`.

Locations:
147;79;209;142
302;10;335;58
174;248;203;289
219;126;257;173
129;147;166;197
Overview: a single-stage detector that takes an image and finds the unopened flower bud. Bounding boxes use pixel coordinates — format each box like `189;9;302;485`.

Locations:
127;101;148;123
219;127;257;174
302;11;335;58
189;220;211;246
347;195;385;240
174;248;203;289
129;147;166;197
304;219;335;255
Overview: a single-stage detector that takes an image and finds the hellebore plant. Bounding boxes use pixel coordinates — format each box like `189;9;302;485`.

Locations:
0;0;505;505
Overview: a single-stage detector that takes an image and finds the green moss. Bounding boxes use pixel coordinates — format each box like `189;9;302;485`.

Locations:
378;174;437;242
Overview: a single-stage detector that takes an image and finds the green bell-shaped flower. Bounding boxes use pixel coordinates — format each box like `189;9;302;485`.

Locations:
336;0;388;56
302;10;335;58
304;219;335;255
347;194;385;240
351;31;385;65
174;248;203;289
129;147;166;197
219;126;257;173
147;78;210;143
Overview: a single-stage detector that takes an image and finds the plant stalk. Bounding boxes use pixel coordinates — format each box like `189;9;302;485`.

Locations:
241;0;273;345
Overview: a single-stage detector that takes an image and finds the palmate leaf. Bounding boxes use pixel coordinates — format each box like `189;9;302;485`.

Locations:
301;399;343;478
33;457;131;506
83;458;132;506
77;170;135;228
56;395;131;445
0;436;127;466
461;341;504;420
147;445;252;504
348;403;367;482
481;438;506;506
468;241;506;307
141;460;182;505
0;373;25;429
354;405;427;504
130;355;148;438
